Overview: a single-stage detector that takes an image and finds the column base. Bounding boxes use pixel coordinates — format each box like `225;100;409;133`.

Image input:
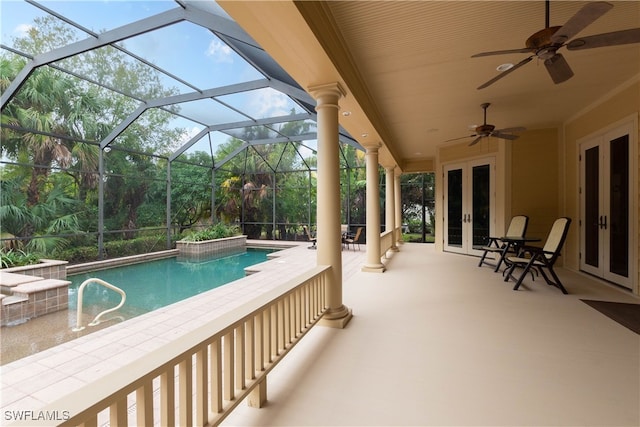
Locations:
389;245;399;252
361;263;385;273
319;306;353;329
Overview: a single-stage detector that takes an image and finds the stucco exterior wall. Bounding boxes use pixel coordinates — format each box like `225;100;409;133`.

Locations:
510;128;560;242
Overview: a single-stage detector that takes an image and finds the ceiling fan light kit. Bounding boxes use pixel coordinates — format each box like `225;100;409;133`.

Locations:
473;1;640;89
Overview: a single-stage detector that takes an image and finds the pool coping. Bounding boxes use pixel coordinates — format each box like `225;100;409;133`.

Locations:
66;249;179;275
0;240;323;413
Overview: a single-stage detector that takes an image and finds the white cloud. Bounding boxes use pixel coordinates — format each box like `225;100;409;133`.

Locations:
14;24;33;37
249;90;290;118
206;39;233;63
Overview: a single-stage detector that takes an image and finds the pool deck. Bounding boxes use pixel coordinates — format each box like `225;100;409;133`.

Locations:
0;240;367;416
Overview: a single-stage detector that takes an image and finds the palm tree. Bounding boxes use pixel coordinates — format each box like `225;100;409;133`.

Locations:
0;177;79;253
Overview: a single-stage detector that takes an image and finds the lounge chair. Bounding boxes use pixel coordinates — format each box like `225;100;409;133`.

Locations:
478;215;529;271
344;227;363;251
303;225;317;249
503;217;572;294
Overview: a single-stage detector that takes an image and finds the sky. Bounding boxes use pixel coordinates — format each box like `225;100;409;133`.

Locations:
0;0;310;158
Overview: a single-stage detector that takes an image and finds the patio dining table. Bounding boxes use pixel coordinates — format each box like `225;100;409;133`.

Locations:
492;235;541;272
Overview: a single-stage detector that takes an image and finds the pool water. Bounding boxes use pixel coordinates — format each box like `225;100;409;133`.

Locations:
0;248;277;364
69;248;275;317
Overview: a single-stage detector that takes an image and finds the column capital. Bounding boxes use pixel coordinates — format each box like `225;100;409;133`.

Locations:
361;141;382;152
307;82;346;101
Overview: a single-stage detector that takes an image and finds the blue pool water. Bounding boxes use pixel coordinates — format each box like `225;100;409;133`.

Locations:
0;248;280;365
68;248;276;318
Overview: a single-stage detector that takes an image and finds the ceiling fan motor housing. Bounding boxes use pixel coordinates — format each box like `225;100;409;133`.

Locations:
526;26;563;49
475;124;495;136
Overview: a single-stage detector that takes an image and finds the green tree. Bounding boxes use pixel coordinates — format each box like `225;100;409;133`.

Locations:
2;15;186;252
401;173;435;240
0;175;80;253
169;152;215;232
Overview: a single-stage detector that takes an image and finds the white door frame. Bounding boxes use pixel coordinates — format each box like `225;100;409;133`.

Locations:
444;157;495;256
579;119;636;289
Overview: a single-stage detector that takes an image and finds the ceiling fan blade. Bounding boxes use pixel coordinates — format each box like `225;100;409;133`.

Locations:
477;56;533;90
445;134;477;142
471;48;535;58
550;1;613;45
544;53;574;84
468;136;483;146
495;127;526;133
491;132;519;141
566;28;640;50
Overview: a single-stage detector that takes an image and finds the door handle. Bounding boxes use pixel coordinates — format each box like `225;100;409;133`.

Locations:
598;215;608;230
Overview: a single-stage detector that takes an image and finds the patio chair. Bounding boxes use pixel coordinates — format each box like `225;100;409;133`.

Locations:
344;227;363;251
478;215;529;271
503;217;572;294
303;226;317;249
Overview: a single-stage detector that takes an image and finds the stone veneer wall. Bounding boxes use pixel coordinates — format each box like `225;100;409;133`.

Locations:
2;259;68;280
2;280;70;326
1;259;70;326
176;235;247;260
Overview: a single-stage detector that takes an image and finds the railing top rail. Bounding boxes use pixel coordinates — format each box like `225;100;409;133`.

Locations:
12;265;330;426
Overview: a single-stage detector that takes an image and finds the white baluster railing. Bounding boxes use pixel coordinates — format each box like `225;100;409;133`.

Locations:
17;266;329;427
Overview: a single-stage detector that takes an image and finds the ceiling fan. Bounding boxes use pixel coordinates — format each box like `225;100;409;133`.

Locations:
446;103;526;146
472;1;640;89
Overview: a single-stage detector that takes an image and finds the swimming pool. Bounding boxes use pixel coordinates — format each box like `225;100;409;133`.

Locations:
68;248;276;319
0;247;278;364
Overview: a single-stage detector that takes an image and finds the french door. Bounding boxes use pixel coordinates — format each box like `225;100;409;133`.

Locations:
444;158;494;255
579;122;633;289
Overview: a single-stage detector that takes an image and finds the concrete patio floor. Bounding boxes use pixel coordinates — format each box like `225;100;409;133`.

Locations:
223;243;640;427
1;242;638;426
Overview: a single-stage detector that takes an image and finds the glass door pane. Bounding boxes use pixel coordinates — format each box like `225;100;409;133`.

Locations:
447;168;463;247
471;164;490;249
608;135;629;278
584;146;600;268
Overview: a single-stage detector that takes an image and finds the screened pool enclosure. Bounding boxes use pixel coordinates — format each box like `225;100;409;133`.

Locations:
0;0;366;260
1;0;433;263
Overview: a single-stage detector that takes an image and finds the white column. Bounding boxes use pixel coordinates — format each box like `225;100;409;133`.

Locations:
362;143;385;272
308;82;352;328
395;169;403;245
385;166;398;252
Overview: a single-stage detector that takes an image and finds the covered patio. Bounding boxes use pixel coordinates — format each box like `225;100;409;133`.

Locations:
222;243;639;426
1;1;638;425
2;242;638;425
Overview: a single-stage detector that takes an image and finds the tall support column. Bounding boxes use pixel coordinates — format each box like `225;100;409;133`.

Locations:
309;82;352;328
167;161;172;249
395;169;402;245
385;167;398;252
362;143;385;272
98;148;105;260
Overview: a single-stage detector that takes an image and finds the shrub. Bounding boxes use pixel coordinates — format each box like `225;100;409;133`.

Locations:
0;249;41;268
181;223;240;242
53;235;173;264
